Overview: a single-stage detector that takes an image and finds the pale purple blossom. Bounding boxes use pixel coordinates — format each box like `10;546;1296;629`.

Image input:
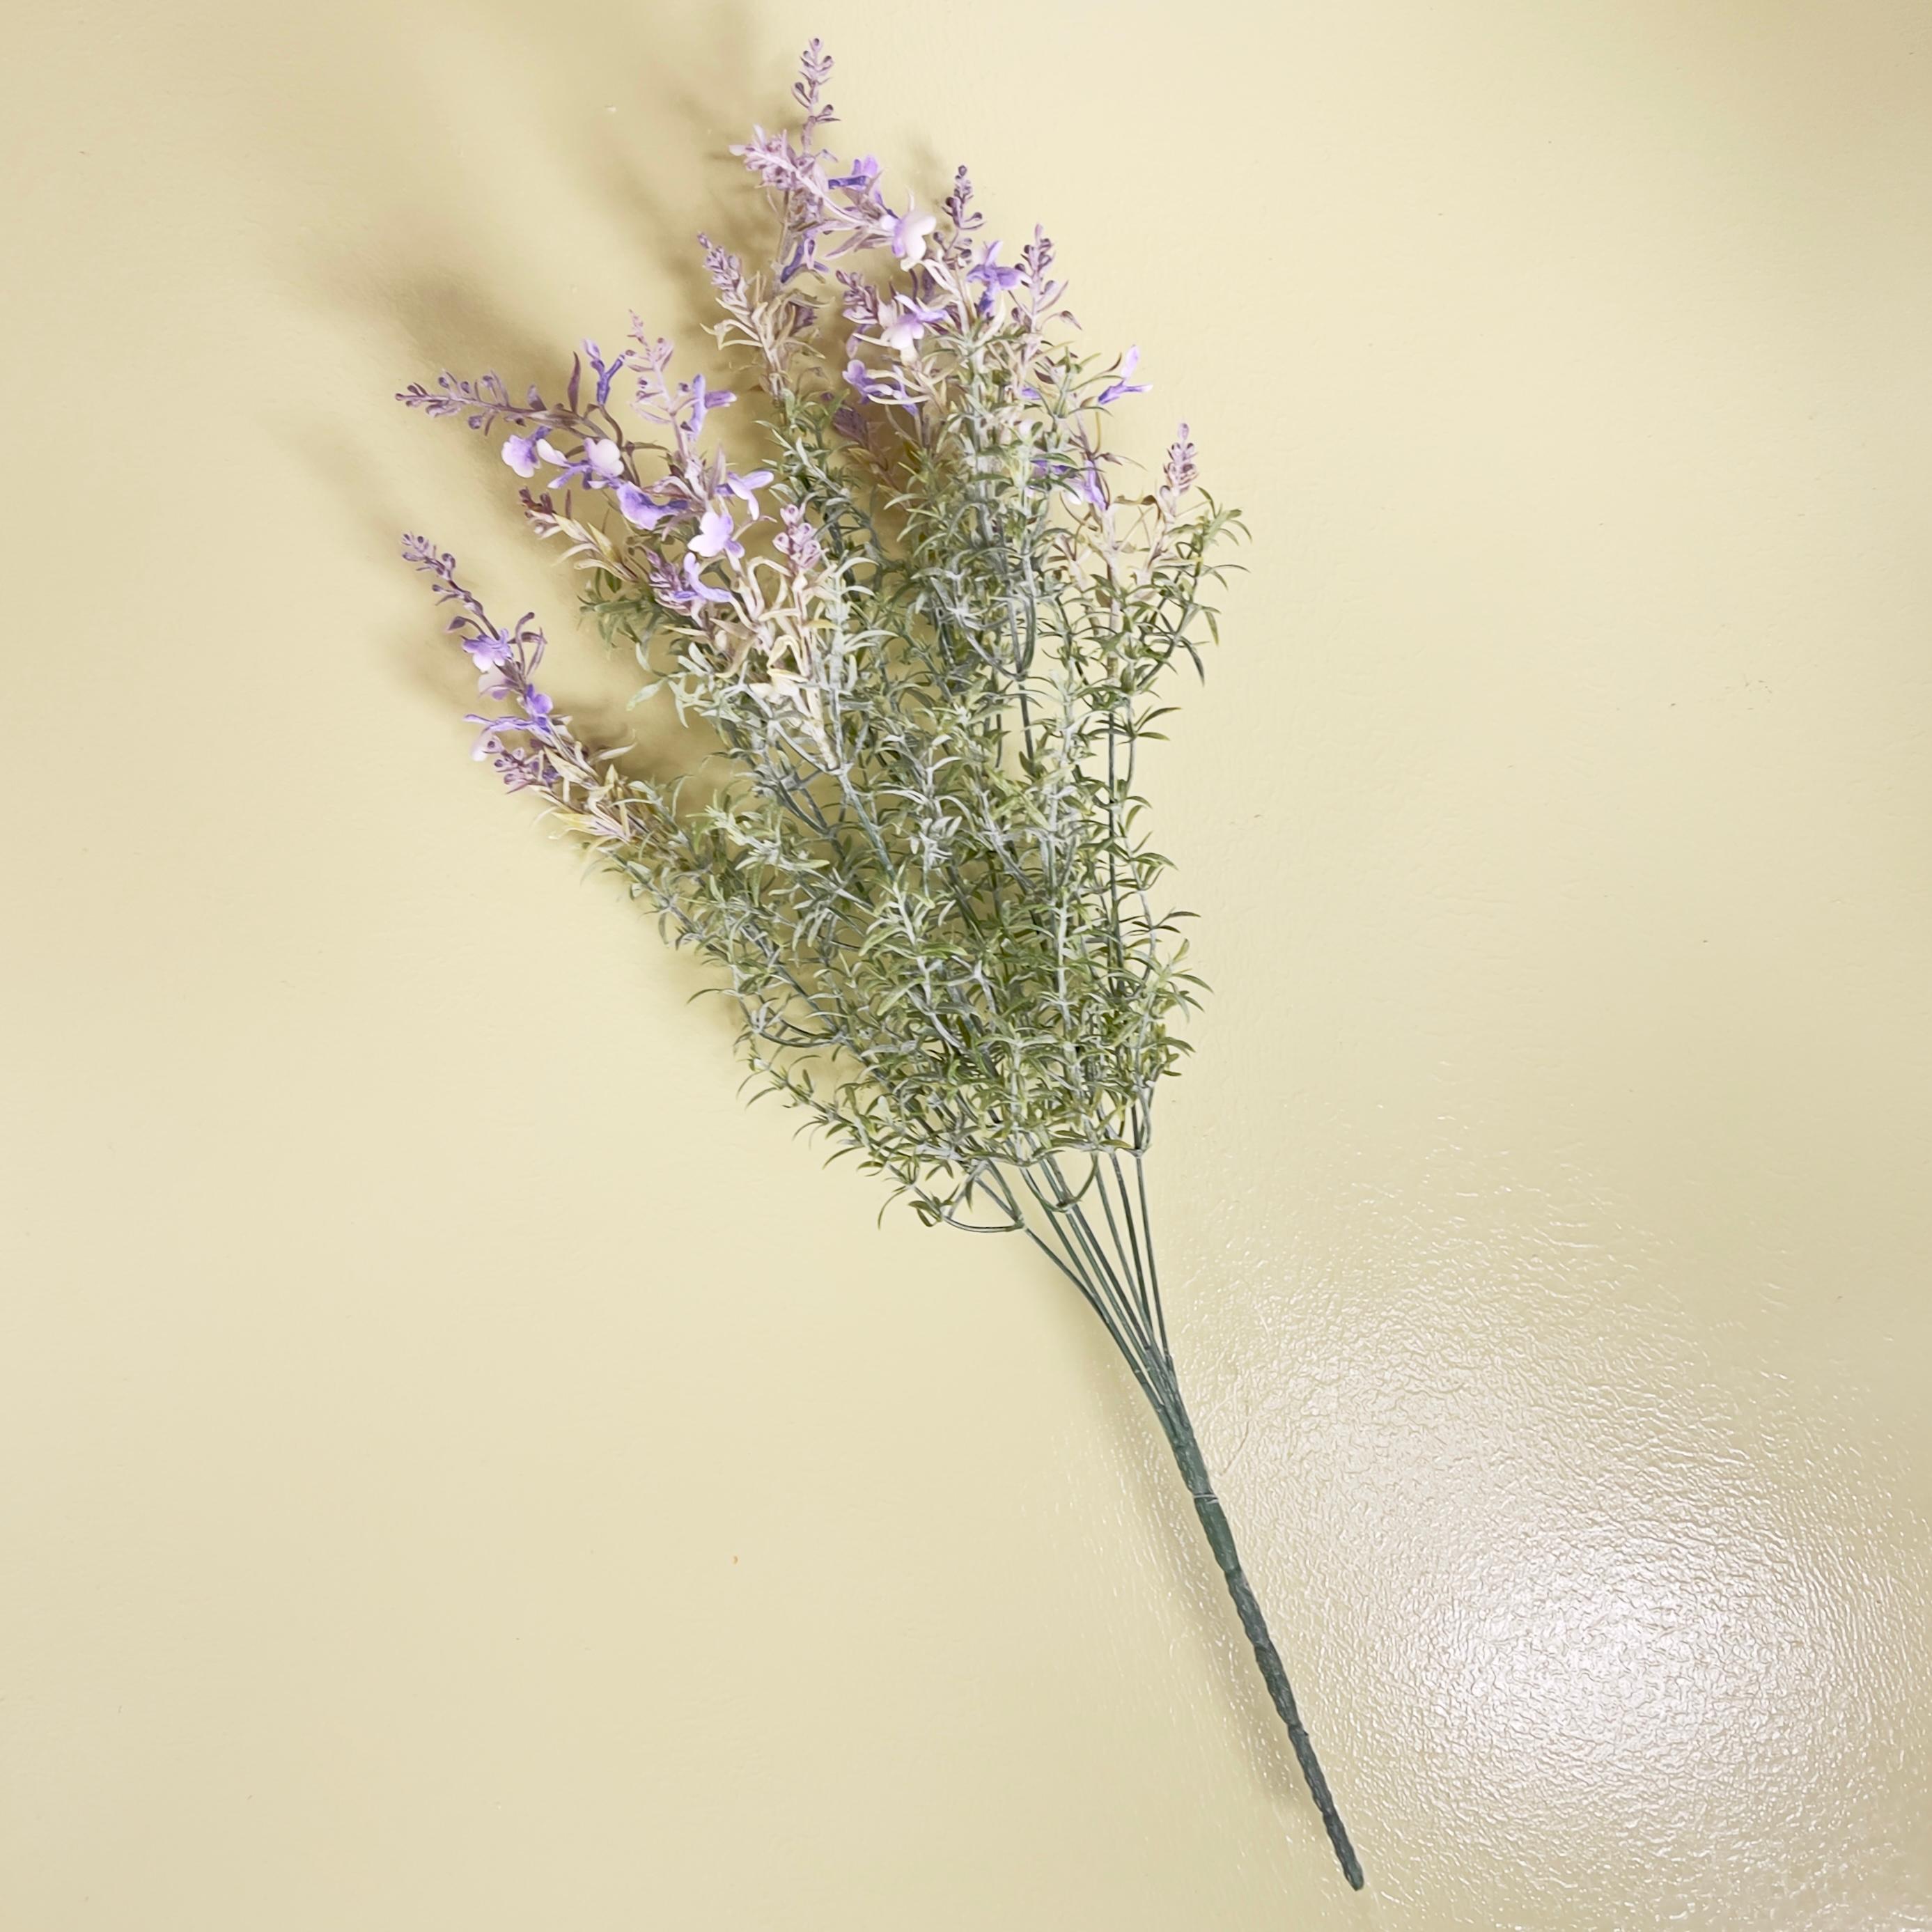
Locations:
690;504;744;561
475;658;516;699
1048;431;1116;511
404;538;570;794
829;154;880;193
878;297;946;358
540;436;627;490
969;243;1019;318
723;469;774;517
1096;347;1150;408
889;206;937;267
579;339;631;409
969;242;1021;292
462;628;515;669
616;483;674;529
501;433;540;477
680;373;735;434
845;357;914;408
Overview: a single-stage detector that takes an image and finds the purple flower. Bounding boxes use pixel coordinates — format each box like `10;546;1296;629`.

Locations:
969;242;1021;292
888;206;937;267
969;244;1021;320
1053;437;1115;511
580;339;630;409
829;153;880;192
680;373;735;434
616;482;673;529
724;469;774;517
465;682;555;761
878;297;946;358
845;358;908;407
1095;347;1150;408
540;436;627;490
501;433;540;477
460;628;515;669
779;233;825;285
690;504;743;561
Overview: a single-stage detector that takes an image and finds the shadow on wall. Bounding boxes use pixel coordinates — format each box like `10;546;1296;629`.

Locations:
277;1;793;1041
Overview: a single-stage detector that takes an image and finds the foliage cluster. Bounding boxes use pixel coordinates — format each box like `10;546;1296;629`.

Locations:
401;42;1238;1222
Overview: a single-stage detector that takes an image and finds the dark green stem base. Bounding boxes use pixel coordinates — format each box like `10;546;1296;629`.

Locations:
990;1153;1365;1892
1158;1398;1365;1892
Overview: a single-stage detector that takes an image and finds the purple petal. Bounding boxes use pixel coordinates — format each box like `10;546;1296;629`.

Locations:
616;483;670;529
690;505;736;559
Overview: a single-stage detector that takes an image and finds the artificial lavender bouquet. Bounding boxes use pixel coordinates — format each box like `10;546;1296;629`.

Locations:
398;41;1363;1892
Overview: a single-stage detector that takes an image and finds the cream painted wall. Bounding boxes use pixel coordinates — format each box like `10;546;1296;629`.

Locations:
6;3;1931;1926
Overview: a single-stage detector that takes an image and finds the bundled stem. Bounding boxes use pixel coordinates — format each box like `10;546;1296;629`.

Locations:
973;1150;1363;1890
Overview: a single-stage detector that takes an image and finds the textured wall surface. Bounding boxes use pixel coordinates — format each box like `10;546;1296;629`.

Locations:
6;3;1931;1926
